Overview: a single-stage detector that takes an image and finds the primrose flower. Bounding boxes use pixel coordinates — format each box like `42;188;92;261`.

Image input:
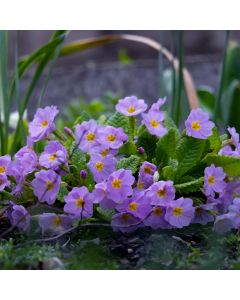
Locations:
165;197;195;228
64;187;93;219
0;174;10;190
7;204;31;231
39;141;68;173
28;105;59;142
106;169;135;203
185;108;214;139
87;153;116;183
38;213;73;235
142;110;167;137
204;164;226;197
32;169;61;205
227;198;240;229
228;127;239;147
15;146;38;175
219;127;240;157
0;154;12;175
214;214;234;233
111;212;142;233
116;192;152;219
74;120;100;152
8;161;25;196
144;206;171;229
92;181;116;209
192;203;215;225
149;97;166;112
146;180;176;206
98;126;128;149
116;95;148;116
138;161;157;188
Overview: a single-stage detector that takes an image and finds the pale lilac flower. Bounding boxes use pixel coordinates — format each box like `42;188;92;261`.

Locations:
219;127;240;157
219;145;239;157
165;197;195;228
0;174;10;190
138;161;157;188
74;119;100;152
89;144;118;158
214;214;234;233
111;212;142;233
227;198;240;229
192;203;215;225
185;108;214;139
144;206;171;229
146;180;176;206
228;127;239;147
142;110;167;137
87;153;116;183
0;154;12;175
64;187;93;219
15;146;38;174
98;126;128;149
116;192;151;219
204;164;226;197
28;106;59;142
7;204;30;231
32;169;61;205
8;161;25;196
92;181;116;209
39;141;68;173
106;169;135;203
116;96;148;116
149;97;166;112
38;213;73;235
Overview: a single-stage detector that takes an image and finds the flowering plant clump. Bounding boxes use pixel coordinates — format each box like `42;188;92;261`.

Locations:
2;96;240;238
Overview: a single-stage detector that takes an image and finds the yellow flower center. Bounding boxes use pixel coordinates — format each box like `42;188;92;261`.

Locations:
191;121;201;131
153;207;163;216
101;149;109;157
49;153;57;161
128;201;138;211
127;106;136;114
0;166;5;173
208;175;215;185
107;134;116;142
111;179;122;189
121;213;131;221
138;181;144;189
143;166;152;174
53;216;62;226
173;207;183;216
41;120;49;128
0;179;2;185
150;119;159;128
195;207;203;215
95;161;104;171
75;197;84;208
157;188;166;197
46;180;54;190
86;132;95;141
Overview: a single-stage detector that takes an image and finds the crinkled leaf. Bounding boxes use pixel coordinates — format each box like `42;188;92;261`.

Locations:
156;128;177;166
107;112;130;135
116;155;141;174
174;177;204;194
208;127;221;153
136;128;157;161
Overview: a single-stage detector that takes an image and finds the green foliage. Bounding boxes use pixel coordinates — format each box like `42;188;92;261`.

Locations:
107;112;130;135
136;127;157;161
118;140;138;156
202;153;240;176
174;177;204;194
156;128;177;166
208;127;222;153
117;155;141;174
197;88;215;116
57;183;68;203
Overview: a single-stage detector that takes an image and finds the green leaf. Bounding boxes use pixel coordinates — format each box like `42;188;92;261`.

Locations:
74;110;91;125
174;177;204;194
202;153;240;176
116;155;141;174
197;87;215;116
176;137;206;181
107;112;130;135
136;127;157;161
156;128;177;166
164;112;181;141
208;127;221;153
96;207;115;222
57;184;68;203
118;140;138;156
161;166;175;181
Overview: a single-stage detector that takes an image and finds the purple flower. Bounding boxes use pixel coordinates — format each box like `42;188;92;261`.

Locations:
32;169;61;205
165;197;195;228
7;204;30;231
0;174;10;190
15;146;38;175
138;161;157;188
92;181;116;209
228;127;239;147
64;187;93;219
39;141;68;173
137;147;145;155
74;120;100;152
227;198;240;228
38;213;73;234
144;206;171;229
116;192;152;219
149;97;166;112
28;106;59;142
214;214;234;233
8;161;25;196
146;180;176;206
80;169;88;179
204;164;226;197
111;212;142;233
219;145;239;157
87;153;116;183
89;144;118;158
0;154;12;175
106;169;135;203
192;203;216;225
116;96;148;116
185;108;214;139
98;126;128;149
219;127;240;157
142;110;167;137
